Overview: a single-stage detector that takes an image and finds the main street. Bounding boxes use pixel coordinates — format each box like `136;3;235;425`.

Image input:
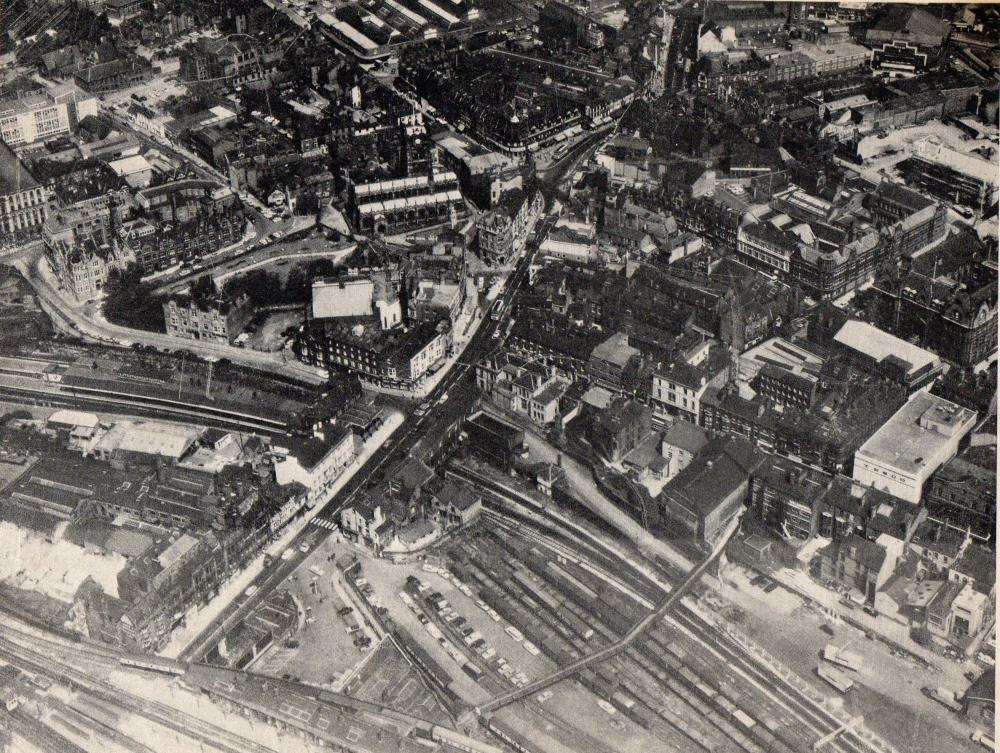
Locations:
176;212;547;662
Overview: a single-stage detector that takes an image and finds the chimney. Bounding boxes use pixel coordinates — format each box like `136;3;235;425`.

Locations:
556;453;562;468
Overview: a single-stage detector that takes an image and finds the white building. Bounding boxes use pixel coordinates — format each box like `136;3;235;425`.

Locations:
853;392;977;503
402;328;449;382
311;276;402;330
0;85;97;146
651;358;728;427
272;427;359;504
540;221;598;263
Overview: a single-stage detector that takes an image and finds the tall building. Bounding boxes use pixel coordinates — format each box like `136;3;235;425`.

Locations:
853;391;977;504
0;143;47;242
0;84;97;146
476;188;544;265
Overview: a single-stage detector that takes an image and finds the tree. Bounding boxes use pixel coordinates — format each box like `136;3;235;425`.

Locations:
102;263;165;332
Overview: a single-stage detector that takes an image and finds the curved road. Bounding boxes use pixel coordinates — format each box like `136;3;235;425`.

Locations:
11;247;327;385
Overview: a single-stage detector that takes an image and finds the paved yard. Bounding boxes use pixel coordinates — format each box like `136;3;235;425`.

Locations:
718;564;982;753
255;541;368;687
347;641;451;725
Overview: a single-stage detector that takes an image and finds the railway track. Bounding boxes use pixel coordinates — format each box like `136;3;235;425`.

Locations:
0;635;277;753
669;607;876;753
470;489;891;753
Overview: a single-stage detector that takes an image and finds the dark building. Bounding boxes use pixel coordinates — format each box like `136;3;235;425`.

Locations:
871;230;998;367
866;182;936;227
587;397;652;463
75;59;153;94
748;456;833;540
924;455;996;545
659;436;764;546
963;670;995;731
752;363;818;409
815;532;887;605
464;412;525;472
865;6;951;75
117;208;246;273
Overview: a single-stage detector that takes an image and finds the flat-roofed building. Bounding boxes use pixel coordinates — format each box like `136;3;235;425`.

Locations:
0;142;47;242
833;319;944;391
853;392;977;504
310;275;402;331
348;172;463;235
92;420;200;465
464;411;525;472
899;141;999;218
0;86;97;146
271;427;359;504
587;331;639;392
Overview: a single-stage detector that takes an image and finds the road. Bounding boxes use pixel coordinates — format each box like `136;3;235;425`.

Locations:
474;514;742;716
151;231;354;296
176;211;548;662
10;245;327;385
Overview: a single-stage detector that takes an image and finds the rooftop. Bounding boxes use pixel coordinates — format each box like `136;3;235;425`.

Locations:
822;532;887;573
0;141;39;195
966;667;996;703
834;320;940;378
93;421;198;460
952;543;995;593
857;392;976;475
661;437;762;518
275;426;353;471
182;665;428;753
661;421;710;455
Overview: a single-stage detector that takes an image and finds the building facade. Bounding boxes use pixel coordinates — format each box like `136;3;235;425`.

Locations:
349;172;463;235
163;291;253;344
853;392;977;504
476;188;544;265
0;144;47;242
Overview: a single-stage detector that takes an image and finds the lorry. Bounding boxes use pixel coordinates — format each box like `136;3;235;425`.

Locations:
822;643;861;672
972;730;995;750
818;662;854;693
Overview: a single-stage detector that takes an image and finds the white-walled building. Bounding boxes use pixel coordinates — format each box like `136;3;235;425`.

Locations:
853;392;976;503
0;84;97;146
272;427;359;504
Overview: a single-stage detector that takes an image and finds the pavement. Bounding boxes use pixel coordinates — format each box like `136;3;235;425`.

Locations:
171;210;553;662
718;564;982;753
162;411;404;660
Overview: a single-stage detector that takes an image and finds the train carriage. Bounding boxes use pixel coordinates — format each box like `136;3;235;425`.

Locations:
119;653;186;675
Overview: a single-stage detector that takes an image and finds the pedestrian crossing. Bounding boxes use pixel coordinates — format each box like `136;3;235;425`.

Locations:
312;517;338;530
